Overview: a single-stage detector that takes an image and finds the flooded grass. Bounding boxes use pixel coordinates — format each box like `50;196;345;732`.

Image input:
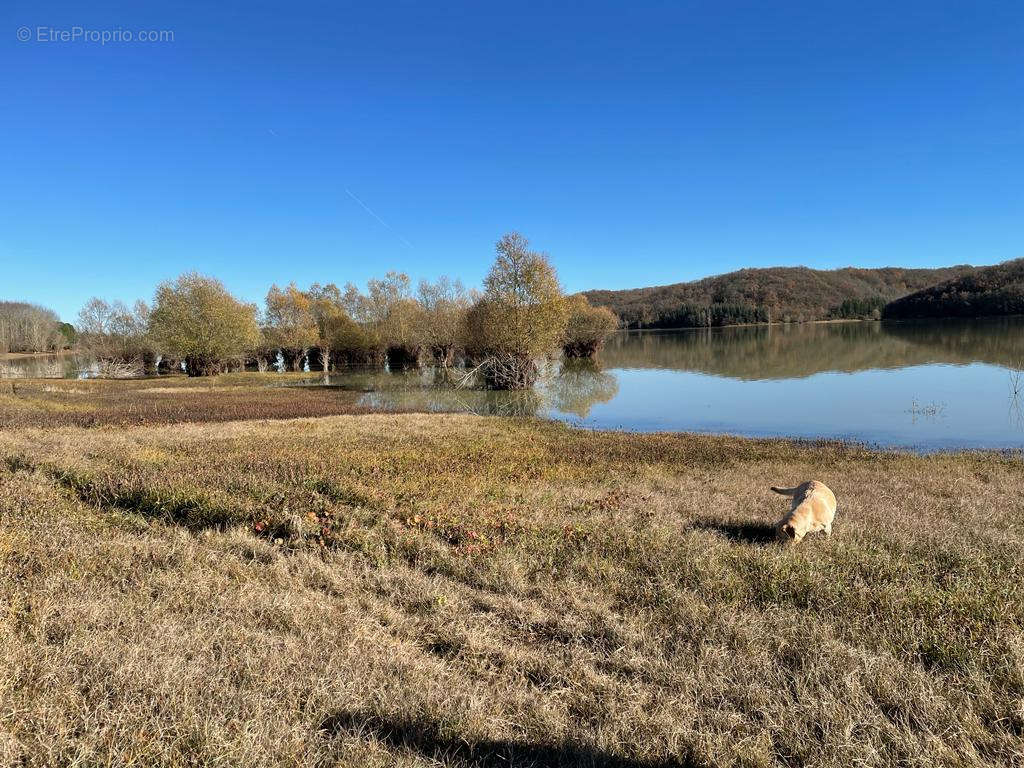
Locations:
0;374;393;428
0;394;1022;766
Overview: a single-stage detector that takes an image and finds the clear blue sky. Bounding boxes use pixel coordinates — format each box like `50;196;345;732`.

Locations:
2;0;1022;321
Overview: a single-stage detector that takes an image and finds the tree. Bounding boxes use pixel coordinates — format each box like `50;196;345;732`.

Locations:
305;282;382;369
75;297;153;367
264;283;318;370
366;271;413;323
562;295;618;358
464;232;567;389
148;273;261;376
418;276;472;366
306;282;346;371
57;323;77;348
334;282;386;365
321;310;380;367
335;272;423;368
581;265;976;329
381;297;428;369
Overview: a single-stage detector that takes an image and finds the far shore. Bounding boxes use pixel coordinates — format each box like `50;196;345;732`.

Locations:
618;313;1024;332
618;317;878;331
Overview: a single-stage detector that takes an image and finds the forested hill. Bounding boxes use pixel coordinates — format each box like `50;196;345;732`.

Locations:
582;265;976;328
883;258;1024;320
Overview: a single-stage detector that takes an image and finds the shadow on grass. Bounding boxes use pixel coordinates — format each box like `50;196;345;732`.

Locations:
321;710;698;768
690;518;778;546
50;467;239;533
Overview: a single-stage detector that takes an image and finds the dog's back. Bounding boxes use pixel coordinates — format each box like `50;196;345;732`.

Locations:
771;480;836;542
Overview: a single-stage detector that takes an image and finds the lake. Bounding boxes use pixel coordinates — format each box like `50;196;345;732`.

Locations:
4;318;1023;450
343;318;1023;451
584;319;1024;451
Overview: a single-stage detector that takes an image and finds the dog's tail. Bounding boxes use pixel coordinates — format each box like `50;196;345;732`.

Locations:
770;485;799;496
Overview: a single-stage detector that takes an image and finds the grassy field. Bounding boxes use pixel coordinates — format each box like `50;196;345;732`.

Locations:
1;378;1022;766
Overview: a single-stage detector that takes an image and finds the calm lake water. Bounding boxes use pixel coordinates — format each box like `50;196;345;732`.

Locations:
317;318;1024;451
5;318;1024;450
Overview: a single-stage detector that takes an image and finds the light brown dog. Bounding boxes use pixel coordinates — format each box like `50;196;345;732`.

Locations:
770;480;836;543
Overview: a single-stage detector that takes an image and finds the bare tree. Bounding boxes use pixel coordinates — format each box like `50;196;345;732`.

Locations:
418;276;472;366
76;297;153;368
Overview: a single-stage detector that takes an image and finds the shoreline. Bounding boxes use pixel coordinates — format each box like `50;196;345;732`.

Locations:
617;313;1024;333
2;375;1020;457
0;350;63;360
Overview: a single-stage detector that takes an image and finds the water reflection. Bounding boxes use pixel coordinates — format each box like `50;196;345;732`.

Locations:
344;360;618;420
5;318;1024;449
544;361;619;418
0;354;82;379
602;318;1024;380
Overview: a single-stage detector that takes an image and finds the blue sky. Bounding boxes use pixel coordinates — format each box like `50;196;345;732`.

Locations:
2;0;1022;321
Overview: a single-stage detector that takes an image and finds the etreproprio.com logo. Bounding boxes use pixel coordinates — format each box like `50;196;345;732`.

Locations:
17;26;175;44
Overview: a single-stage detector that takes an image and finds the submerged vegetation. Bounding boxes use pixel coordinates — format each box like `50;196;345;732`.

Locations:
54;232;616;388
0;399;1021;766
463;233;568;388
0;375;380;429
562;295;619;358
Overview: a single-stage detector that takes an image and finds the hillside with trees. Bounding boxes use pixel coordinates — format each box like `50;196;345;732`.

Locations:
883;258;1024;320
582;265;975;329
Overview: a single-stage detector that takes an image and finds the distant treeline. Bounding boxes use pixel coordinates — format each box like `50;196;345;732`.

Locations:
647;303;769;329
884;258;1024;320
583;265;976;329
0;301;75;353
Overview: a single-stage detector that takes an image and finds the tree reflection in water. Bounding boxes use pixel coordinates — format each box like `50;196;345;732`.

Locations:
601;317;1024;381
544;359;619;418
352;358;618;420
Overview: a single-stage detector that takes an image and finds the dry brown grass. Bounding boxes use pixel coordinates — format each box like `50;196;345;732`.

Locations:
1;399;1023;766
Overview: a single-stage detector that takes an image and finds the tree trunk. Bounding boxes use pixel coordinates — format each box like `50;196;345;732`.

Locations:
141;351;159;375
432;345;455;367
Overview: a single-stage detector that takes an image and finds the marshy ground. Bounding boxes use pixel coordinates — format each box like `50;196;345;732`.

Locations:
1;377;1022;766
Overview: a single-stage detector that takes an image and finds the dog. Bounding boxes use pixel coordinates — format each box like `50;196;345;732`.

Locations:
770;481;836;543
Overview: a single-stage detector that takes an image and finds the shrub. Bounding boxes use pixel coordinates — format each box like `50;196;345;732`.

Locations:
562;295;618;358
